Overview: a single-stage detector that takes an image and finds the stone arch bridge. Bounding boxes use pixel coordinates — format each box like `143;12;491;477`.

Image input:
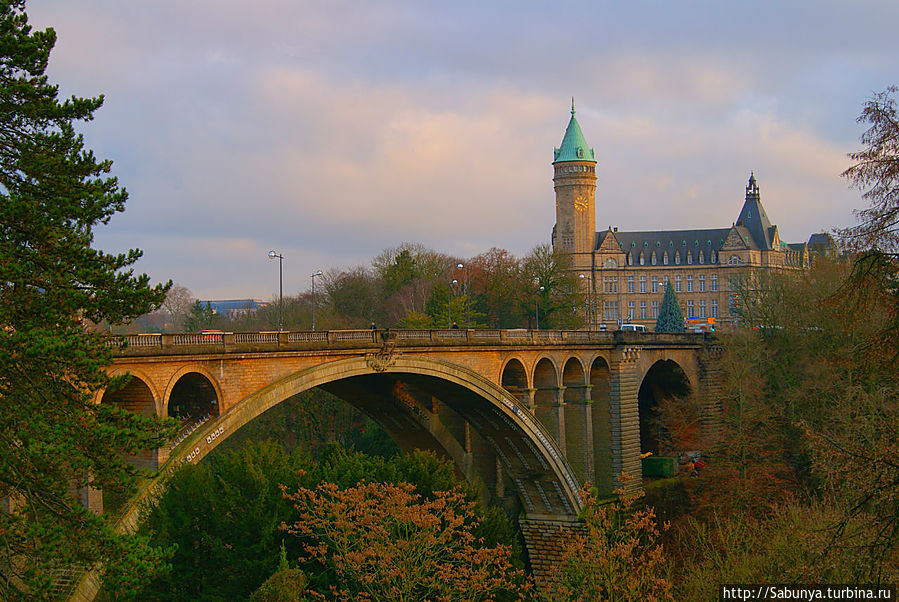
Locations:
71;328;722;599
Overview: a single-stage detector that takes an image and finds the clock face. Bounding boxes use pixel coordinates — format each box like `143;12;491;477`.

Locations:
574;196;588;213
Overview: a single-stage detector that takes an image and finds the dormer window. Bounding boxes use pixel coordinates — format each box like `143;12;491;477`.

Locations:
675;252;681;265
651;252;657;265
687;252;693;264
639;252;645;265
663;252;669;265
699;251;704;264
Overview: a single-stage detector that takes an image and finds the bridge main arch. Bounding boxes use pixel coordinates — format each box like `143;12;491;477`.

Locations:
115;354;582;533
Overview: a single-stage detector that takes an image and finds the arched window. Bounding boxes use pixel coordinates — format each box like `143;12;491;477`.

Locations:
627;253;633;266
663;252;669;265
639;252;645;266
675;252;681;265
651;252;657;266
605;258;618;268
687;251;693;265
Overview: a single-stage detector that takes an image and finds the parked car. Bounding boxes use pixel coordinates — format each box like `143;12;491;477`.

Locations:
619;324;647;332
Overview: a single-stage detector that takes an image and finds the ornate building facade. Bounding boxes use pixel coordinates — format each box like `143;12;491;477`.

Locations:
551;102;831;329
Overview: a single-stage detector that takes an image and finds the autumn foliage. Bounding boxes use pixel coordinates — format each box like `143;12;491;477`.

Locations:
545;483;672;602
281;480;529;601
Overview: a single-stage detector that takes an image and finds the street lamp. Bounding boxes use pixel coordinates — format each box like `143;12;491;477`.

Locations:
268;251;284;331
311;270;323;331
457;263;470;329
535;285;545;330
448;279;458;328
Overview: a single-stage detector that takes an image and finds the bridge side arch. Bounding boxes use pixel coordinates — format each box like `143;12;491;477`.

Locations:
637;358;693;456
162;365;225;420
94;367;161;413
500;356;531;407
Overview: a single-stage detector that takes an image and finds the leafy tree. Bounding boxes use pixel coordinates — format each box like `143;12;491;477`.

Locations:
182;300;218;331
320;266;382;327
250;542;309;602
522;244;582;329
0;1;176;597
138;441;306;601
282;481;529;601
546;483;672;602
654;282;685;332
469;247;525;328
396;310;434;329
681;331;795;518
160;285;196;331
840;86;899;256
661;258;899;584
140;440;521;600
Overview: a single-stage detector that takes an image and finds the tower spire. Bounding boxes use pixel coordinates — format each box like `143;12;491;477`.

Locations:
554;100;594;163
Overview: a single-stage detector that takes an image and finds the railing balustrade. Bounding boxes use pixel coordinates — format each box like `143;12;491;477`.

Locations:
397;330;430;340
233;332;278;344
471;329;502;339
332;330;377;342
288;331;327;343
172;333;222;345
102;328;698;355
435;329;466;339
504;329;531;339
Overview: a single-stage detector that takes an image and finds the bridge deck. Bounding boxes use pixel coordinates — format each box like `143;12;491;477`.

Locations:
107;328;708;357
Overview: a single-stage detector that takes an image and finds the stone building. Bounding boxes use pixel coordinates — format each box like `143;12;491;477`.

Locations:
551;101;829;329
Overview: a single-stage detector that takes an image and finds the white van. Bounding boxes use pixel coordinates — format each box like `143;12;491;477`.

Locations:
620;324;647;333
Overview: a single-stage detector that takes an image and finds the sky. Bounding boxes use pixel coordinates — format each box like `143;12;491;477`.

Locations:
26;1;899;300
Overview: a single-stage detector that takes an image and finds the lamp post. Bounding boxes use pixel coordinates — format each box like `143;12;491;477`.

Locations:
311;270;323;331
267;251;284;331
448;279;458;328
457;263;470;329
535;285;544;330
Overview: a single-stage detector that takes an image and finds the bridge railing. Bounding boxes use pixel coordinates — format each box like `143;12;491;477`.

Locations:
104;328;703;355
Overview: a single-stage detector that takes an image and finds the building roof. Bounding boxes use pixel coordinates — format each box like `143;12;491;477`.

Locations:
201;299;267;314
553;99;595;163
807;232;836;250
602;227;732;256
734;173;775;250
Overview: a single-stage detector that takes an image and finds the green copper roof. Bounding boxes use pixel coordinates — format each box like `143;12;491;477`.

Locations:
553;98;595;163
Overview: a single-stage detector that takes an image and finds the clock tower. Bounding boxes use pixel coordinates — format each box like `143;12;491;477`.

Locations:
552;99;596;271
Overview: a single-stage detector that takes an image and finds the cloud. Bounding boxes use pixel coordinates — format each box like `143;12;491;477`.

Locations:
24;0;897;298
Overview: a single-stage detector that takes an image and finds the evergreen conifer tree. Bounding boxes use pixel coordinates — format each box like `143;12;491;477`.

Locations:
655;282;685;332
0;1;175;597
